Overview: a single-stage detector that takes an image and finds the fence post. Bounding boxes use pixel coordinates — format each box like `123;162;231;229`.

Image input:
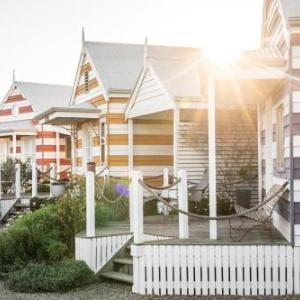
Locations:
178;169;189;239
49;162;56;198
32;159;37;198
131;170;144;244
15;163;21;199
86;162;96;237
130;170;145;295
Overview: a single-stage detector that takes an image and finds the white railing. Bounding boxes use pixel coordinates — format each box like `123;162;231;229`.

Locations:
75;233;174;273
75;233;132;272
132;244;299;296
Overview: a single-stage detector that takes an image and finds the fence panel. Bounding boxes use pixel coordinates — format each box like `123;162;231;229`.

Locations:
133;244;299;296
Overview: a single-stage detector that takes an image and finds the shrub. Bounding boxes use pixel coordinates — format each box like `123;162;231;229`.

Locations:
95;203;111;226
0;204;67;273
7;260;94;292
1;157;32;193
57;177;86;254
96;178;129;222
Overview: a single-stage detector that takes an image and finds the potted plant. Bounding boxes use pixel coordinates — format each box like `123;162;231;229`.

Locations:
235;164;254;209
50;180;66;198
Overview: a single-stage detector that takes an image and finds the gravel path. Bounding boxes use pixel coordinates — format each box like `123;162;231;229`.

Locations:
0;281;297;300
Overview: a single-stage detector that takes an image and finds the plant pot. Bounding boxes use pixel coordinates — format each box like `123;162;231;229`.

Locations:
235;188;252;209
50;183;65;198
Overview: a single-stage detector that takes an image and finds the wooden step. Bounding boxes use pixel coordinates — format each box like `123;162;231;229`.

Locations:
113;258;133;265
100;271;133;284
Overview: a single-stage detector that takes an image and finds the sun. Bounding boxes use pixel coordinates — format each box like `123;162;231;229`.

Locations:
205;45;240;67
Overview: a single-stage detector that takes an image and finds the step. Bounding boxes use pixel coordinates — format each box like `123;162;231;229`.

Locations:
100;271;133;284
113;258;133;265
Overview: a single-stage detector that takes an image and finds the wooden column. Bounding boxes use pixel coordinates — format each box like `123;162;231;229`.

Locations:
208;70;217;240
32;158;37;198
131;170;144;244
15;163;21;199
50;162;56;198
257;102;262;202
128;118;133;175
12;133;17;159
173;107;179;177
86;162;95;237
71;126;76;173
55;132;61;179
178;169;188;238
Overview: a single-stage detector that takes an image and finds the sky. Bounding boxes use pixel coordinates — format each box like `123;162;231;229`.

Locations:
0;0;263;99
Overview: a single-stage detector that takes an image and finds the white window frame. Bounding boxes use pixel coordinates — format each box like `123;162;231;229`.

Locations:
100;119;106;165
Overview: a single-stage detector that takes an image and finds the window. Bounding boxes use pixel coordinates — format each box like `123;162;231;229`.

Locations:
84;71;89;93
100;120;106;165
276;105;284;171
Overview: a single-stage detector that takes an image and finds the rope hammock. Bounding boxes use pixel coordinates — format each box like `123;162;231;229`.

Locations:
139;179;289;221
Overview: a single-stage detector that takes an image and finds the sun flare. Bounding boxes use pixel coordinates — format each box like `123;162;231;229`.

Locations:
205;45;240;67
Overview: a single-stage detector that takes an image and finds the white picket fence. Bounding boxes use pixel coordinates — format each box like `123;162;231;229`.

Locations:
132;244;300;296
0;199;18;221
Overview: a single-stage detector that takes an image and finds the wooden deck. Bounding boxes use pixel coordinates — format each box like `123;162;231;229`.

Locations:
90;215;288;245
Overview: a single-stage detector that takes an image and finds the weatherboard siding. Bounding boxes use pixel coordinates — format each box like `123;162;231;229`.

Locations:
0;86;71;175
178;109;258;205
129;70;173;118
74;55;103;104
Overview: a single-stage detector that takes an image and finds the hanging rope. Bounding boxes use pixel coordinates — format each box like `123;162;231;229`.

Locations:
95;166;108;178
142;178;181;191
57;167;72;175
139;179;288;221
95;178;128;204
36;167;52;175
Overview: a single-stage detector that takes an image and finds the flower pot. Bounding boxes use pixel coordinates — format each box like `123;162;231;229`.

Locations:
236;189;252;208
50;183;65;198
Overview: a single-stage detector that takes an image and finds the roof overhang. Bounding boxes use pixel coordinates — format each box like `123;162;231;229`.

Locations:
0;130;36;137
215;59;287;80
35;107;100;125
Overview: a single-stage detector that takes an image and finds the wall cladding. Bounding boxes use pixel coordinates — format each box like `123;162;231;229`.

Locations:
178;109;258;204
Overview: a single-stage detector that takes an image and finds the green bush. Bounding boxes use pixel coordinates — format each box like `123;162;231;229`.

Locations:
0;204;67;273
1;157;32;193
188;195;233;215
95;203;111;226
57;177;86;254
7;260;94;292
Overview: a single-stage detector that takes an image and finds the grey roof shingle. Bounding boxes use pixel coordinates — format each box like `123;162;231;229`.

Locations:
14;81;72;114
148;56;202;98
84;41;199;93
0;120;36;133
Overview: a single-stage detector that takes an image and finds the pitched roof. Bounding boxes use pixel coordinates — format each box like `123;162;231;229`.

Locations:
280;0;300;23
84;41;198;93
148;56;202;98
14;81;72;114
241;47;283;59
0;120;36;134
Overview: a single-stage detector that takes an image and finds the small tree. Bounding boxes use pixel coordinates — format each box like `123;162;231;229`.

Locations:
1;157;32;194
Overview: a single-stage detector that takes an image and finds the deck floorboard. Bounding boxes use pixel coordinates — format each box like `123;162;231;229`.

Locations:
88;215;288;245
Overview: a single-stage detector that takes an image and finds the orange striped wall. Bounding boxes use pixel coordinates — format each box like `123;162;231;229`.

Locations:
5;94;24;103
19;105;34;114
0;109;12;116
